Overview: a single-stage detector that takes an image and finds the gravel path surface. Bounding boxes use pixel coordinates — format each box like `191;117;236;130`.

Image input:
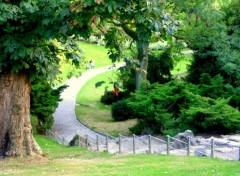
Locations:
51;63;124;144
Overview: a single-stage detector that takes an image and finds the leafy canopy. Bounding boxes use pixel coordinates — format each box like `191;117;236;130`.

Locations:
0;0;84;80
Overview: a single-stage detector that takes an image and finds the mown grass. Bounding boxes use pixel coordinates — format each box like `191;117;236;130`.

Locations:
0;135;239;176
75;70;137;136
55;42;113;85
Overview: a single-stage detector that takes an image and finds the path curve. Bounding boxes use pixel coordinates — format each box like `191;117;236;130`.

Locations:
51;63;124;144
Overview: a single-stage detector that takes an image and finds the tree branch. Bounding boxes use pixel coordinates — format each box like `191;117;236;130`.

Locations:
121;24;137;41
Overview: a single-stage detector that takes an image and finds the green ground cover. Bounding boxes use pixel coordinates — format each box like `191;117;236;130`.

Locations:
0;135;239;176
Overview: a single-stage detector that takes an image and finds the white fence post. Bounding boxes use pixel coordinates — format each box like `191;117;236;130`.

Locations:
148;135;152;154
167;135;170;155
187;137;190;156
119;134;122;154
211;138;215;158
133;134;136;154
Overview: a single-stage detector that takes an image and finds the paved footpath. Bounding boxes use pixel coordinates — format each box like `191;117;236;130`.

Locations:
51;63;124;144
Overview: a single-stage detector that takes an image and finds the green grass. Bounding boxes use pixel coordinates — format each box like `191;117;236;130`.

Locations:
55;42;113;85
75;70;137;137
79;42;113;68
0;135;239;176
172;54;193;74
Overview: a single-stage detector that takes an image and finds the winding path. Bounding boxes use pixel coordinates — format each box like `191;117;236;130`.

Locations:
51;64;124;144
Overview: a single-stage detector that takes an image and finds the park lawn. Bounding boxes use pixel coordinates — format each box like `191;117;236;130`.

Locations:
79;42;113;68
0;135;240;176
55;42;113;85
171;54;192;75
75;70;137;137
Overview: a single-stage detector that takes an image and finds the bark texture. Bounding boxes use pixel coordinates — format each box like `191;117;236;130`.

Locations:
136;40;149;90
0;71;42;157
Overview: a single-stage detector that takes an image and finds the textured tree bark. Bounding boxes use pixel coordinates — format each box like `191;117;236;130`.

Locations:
0;71;42;157
136;40;149;90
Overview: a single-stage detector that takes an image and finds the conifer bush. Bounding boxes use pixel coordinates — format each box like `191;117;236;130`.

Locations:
128;81;240;135
30;79;67;133
111;100;134;121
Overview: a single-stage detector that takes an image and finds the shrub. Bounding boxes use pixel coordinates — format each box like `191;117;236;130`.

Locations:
127;81;240;135
101;91;127;105
111;100;134;121
31;79;67;133
100;91;116;105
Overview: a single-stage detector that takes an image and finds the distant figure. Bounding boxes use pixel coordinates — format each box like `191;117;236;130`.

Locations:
113;82;119;97
89;59;94;69
86;60;94;69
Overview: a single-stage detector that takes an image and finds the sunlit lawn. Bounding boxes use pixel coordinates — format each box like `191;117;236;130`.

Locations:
55;42;113;85
0;135;239;176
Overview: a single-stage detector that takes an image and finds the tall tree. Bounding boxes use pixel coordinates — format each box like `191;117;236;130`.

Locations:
172;0;240;86
72;0;178;90
0;0;83;157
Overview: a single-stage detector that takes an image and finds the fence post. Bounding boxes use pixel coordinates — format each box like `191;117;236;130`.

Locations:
133;134;136;154
149;135;152;154
106;134;109;153
78;135;81;147
167;135;170;155
85;134;88;149
211;138;215;158
96;134;99;151
239;147;240;161
187;137;190;156
119;134;122;154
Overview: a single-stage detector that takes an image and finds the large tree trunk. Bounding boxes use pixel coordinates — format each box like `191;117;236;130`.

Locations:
136;40;149;90
0;71;42;157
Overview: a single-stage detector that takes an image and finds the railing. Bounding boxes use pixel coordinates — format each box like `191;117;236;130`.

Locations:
47;130;240;161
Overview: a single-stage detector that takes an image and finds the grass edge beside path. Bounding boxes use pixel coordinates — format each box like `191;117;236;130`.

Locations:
75;70;137;137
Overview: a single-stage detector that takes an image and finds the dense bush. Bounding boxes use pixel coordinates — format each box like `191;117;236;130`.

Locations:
127;81;240;135
111;100;134;121
31;79;67;133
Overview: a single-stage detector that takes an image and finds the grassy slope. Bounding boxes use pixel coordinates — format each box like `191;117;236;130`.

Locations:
55;42;113;85
0;135;239;176
75;70;137;136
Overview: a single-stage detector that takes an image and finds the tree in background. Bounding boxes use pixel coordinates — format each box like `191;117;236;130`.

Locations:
0;0;84;157
173;0;240;87
72;0;179;90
